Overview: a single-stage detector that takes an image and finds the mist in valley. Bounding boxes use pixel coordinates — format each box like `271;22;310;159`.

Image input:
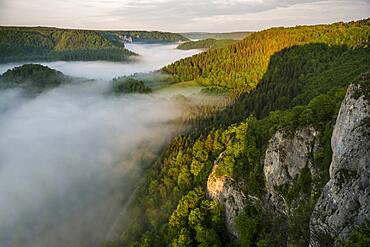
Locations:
0;43;200;80
0;44;201;247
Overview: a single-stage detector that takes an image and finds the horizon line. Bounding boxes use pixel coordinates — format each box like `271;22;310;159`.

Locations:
1;18;367;34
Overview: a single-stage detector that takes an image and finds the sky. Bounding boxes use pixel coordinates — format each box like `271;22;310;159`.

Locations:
0;0;369;32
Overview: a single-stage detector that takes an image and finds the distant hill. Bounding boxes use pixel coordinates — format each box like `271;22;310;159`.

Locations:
0;27;188;63
181;32;252;40
165;19;370;90
177;38;237;50
112;76;152;94
0;26;136;63
105;30;188;43
0;64;69;91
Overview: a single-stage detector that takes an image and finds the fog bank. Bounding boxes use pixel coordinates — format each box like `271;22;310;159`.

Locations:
0;43;201;247
0;43;201;80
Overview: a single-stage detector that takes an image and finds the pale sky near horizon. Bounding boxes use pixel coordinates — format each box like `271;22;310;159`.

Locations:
0;0;369;32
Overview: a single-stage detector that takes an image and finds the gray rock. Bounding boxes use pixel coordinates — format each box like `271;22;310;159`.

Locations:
207;152;247;238
264;126;320;214
310;84;370;246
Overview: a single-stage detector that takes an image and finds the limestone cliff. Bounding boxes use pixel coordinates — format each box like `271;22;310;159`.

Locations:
207;152;247;238
208;127;322;240
309;83;370;246
206;80;370;245
263;126;320;214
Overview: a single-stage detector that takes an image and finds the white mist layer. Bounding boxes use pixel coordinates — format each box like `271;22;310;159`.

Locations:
0;43;201;80
0;81;181;246
0;44;200;247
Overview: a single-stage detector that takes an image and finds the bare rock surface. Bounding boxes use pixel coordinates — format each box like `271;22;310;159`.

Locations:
207;152;246;238
264;126;320;213
310;83;370;246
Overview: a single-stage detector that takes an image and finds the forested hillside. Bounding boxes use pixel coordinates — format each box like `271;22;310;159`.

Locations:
0;26;135;62
106;19;370;247
112;76;152;94
163;19;370;91
177;39;237;50
0;64;70;93
181;32;251;40
107;31;188;43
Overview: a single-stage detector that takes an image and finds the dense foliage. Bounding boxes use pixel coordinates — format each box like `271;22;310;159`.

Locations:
112;77;152;94
109;31;188;43
0;27;134;62
197;44;370;128
107;82;348;246
177;39;237;50
0;64;68;90
181;32;251;40
48;48;134;61
106;19;370;247
339;221;370;247
163;19;370;91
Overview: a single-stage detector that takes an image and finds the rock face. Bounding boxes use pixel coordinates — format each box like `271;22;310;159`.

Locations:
310;84;370;246
264;126;320;213
207;152;246;238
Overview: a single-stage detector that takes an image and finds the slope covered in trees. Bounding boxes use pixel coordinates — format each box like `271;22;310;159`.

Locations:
105;19;370;247
0;64;69;91
112;76;152;94
177;39;237;50
0;26;135;62
163;19;370;91
195;43;370;129
0;26;191;62
107;31;188;43
181;32;251;40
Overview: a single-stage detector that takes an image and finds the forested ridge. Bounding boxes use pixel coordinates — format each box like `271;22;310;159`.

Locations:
108;31;188;43
0;64;70;93
181;32;252;41
177;39;237;50
105;19;370;247
0;26;135;62
0;27;188;63
163;19;370;91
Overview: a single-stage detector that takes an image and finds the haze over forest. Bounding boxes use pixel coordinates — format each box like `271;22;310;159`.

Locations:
0;1;369;247
0;43;203;246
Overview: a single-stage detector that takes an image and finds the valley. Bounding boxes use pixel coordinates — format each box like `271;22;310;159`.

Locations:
0;43;204;247
0;9;369;247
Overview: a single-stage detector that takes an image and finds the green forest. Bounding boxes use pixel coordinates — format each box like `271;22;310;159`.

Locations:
163;19;370;92
109;31;188;43
0;64;69;91
112;76;153;94
0;27;189;63
177;39;237;50
181;32;252;40
0;27;135;62
105;19;370;247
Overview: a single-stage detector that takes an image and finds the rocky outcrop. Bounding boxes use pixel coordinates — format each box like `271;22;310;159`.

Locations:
263;126;320;214
310;83;370;246
207;152;247;238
